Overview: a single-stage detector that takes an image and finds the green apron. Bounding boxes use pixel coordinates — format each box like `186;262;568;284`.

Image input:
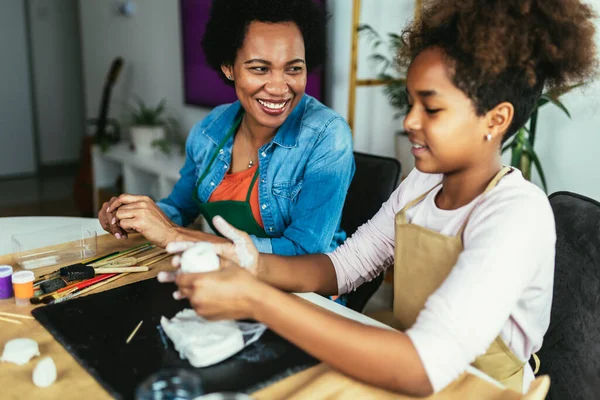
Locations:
193;113;269;238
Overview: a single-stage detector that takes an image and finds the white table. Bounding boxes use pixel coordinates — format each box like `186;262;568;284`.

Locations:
0;216;104;256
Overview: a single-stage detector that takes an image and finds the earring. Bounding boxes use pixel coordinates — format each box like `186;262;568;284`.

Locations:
486;133;492;141
227;74;233;80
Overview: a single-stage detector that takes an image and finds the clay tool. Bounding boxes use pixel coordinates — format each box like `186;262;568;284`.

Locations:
0;316;22;325
88;243;154;267
95;266;149;273
57;273;118;293
34;252;119;284
57;253;173;302
0;311;34;320
91;257;137;269
126;320;144;344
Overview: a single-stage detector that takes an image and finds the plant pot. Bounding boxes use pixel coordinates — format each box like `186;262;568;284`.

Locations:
130;126;166;155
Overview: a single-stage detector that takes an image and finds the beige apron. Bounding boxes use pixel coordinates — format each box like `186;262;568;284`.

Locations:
393;166;529;391
253;166;549;399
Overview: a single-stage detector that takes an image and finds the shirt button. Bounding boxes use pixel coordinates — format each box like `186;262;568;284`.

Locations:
261;204;267;209
210;182;215;186
223;165;228;169
219;149;224;154
261;152;266;157
261;179;266;183
269;227;274;232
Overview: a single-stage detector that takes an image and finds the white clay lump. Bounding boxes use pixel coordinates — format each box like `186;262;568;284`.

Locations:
180;242;220;273
1;338;40;366
32;357;57;388
161;309;244;368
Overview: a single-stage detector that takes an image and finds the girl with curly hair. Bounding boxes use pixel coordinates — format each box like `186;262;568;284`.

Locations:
98;0;355;257
163;0;598;396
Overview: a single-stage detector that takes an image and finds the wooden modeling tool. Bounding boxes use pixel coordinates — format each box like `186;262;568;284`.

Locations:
94;266;149;274
0;316;22;325
126;320;144;344
0;312;35;320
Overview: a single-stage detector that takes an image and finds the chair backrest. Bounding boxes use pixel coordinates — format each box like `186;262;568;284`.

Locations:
342;152;401;312
538;191;600;399
340;152;401;236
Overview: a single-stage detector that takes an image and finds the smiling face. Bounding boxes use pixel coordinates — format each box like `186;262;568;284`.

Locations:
222;21;307;132
404;47;496;175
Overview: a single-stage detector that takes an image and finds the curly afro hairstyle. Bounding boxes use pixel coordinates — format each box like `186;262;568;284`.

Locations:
400;0;598;141
202;0;327;85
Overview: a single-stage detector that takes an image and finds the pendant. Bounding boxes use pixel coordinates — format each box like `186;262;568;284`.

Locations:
248;160;254;168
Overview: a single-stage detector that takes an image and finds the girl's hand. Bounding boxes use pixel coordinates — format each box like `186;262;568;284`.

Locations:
173;259;265;321
163;216;261;274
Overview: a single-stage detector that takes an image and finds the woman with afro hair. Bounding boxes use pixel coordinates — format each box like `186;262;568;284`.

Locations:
98;0;355;257
163;0;597;396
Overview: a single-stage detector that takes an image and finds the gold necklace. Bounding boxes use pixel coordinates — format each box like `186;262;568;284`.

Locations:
243;128;257;169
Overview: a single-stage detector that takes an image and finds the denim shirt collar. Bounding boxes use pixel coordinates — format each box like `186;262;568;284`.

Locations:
201;94;308;149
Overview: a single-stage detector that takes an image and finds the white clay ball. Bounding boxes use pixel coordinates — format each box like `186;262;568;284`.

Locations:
180;242;219;273
32;356;57;388
1;338;40;366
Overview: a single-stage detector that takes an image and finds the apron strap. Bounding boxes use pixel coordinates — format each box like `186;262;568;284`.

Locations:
532;353;541;375
245;166;261;203
397;183;442;224
194;112;244;202
456;166;513;238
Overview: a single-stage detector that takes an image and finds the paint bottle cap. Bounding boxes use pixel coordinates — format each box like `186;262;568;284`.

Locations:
12;270;35;284
0;265;13;278
0;265;14;300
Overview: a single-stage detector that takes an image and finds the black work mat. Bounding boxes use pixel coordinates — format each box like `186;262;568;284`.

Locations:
32;278;318;400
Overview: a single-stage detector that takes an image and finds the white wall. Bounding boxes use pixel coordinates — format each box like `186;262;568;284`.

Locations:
79;0;209;141
78;0;600;201
28;0;85;165
0;0;36;177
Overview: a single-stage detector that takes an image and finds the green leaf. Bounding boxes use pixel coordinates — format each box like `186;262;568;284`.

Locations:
525;148;548;193
543;95;572;119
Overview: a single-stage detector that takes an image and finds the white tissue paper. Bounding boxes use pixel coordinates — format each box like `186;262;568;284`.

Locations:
32;356;57;388
1;338;40;366
180;242;220;273
161;309;266;368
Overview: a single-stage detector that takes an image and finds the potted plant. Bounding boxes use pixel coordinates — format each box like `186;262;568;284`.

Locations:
129;97;179;155
358;24;411;170
501;84;582;193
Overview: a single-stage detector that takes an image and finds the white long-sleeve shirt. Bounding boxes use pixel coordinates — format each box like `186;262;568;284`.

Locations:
328;168;555;393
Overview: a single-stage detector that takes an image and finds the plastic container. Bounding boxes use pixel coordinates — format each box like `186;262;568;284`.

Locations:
0;265;13;299
135;369;203;400
11;224;97;270
12;270;34;306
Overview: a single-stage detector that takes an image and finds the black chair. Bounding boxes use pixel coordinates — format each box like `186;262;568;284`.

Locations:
341;152;401;312
537;191;600;400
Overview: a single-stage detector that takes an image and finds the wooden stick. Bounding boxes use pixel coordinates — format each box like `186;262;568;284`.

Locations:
126;320;144;344
136;250;167;264
0;316;22;325
141;253;172;267
71;253;172;300
92;257;137;269
95;266;149;273
89;244;154;267
0;311;35;320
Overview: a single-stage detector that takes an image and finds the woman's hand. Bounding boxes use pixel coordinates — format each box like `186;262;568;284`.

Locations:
98;196;129;239
108;194;177;247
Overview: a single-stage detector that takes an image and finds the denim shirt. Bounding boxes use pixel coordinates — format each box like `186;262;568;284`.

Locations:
158;94;355;255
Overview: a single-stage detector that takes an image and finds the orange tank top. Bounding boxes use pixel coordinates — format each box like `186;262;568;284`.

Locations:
208;165;264;228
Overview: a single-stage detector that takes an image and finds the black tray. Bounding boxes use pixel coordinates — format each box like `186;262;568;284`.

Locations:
32;278;318;399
